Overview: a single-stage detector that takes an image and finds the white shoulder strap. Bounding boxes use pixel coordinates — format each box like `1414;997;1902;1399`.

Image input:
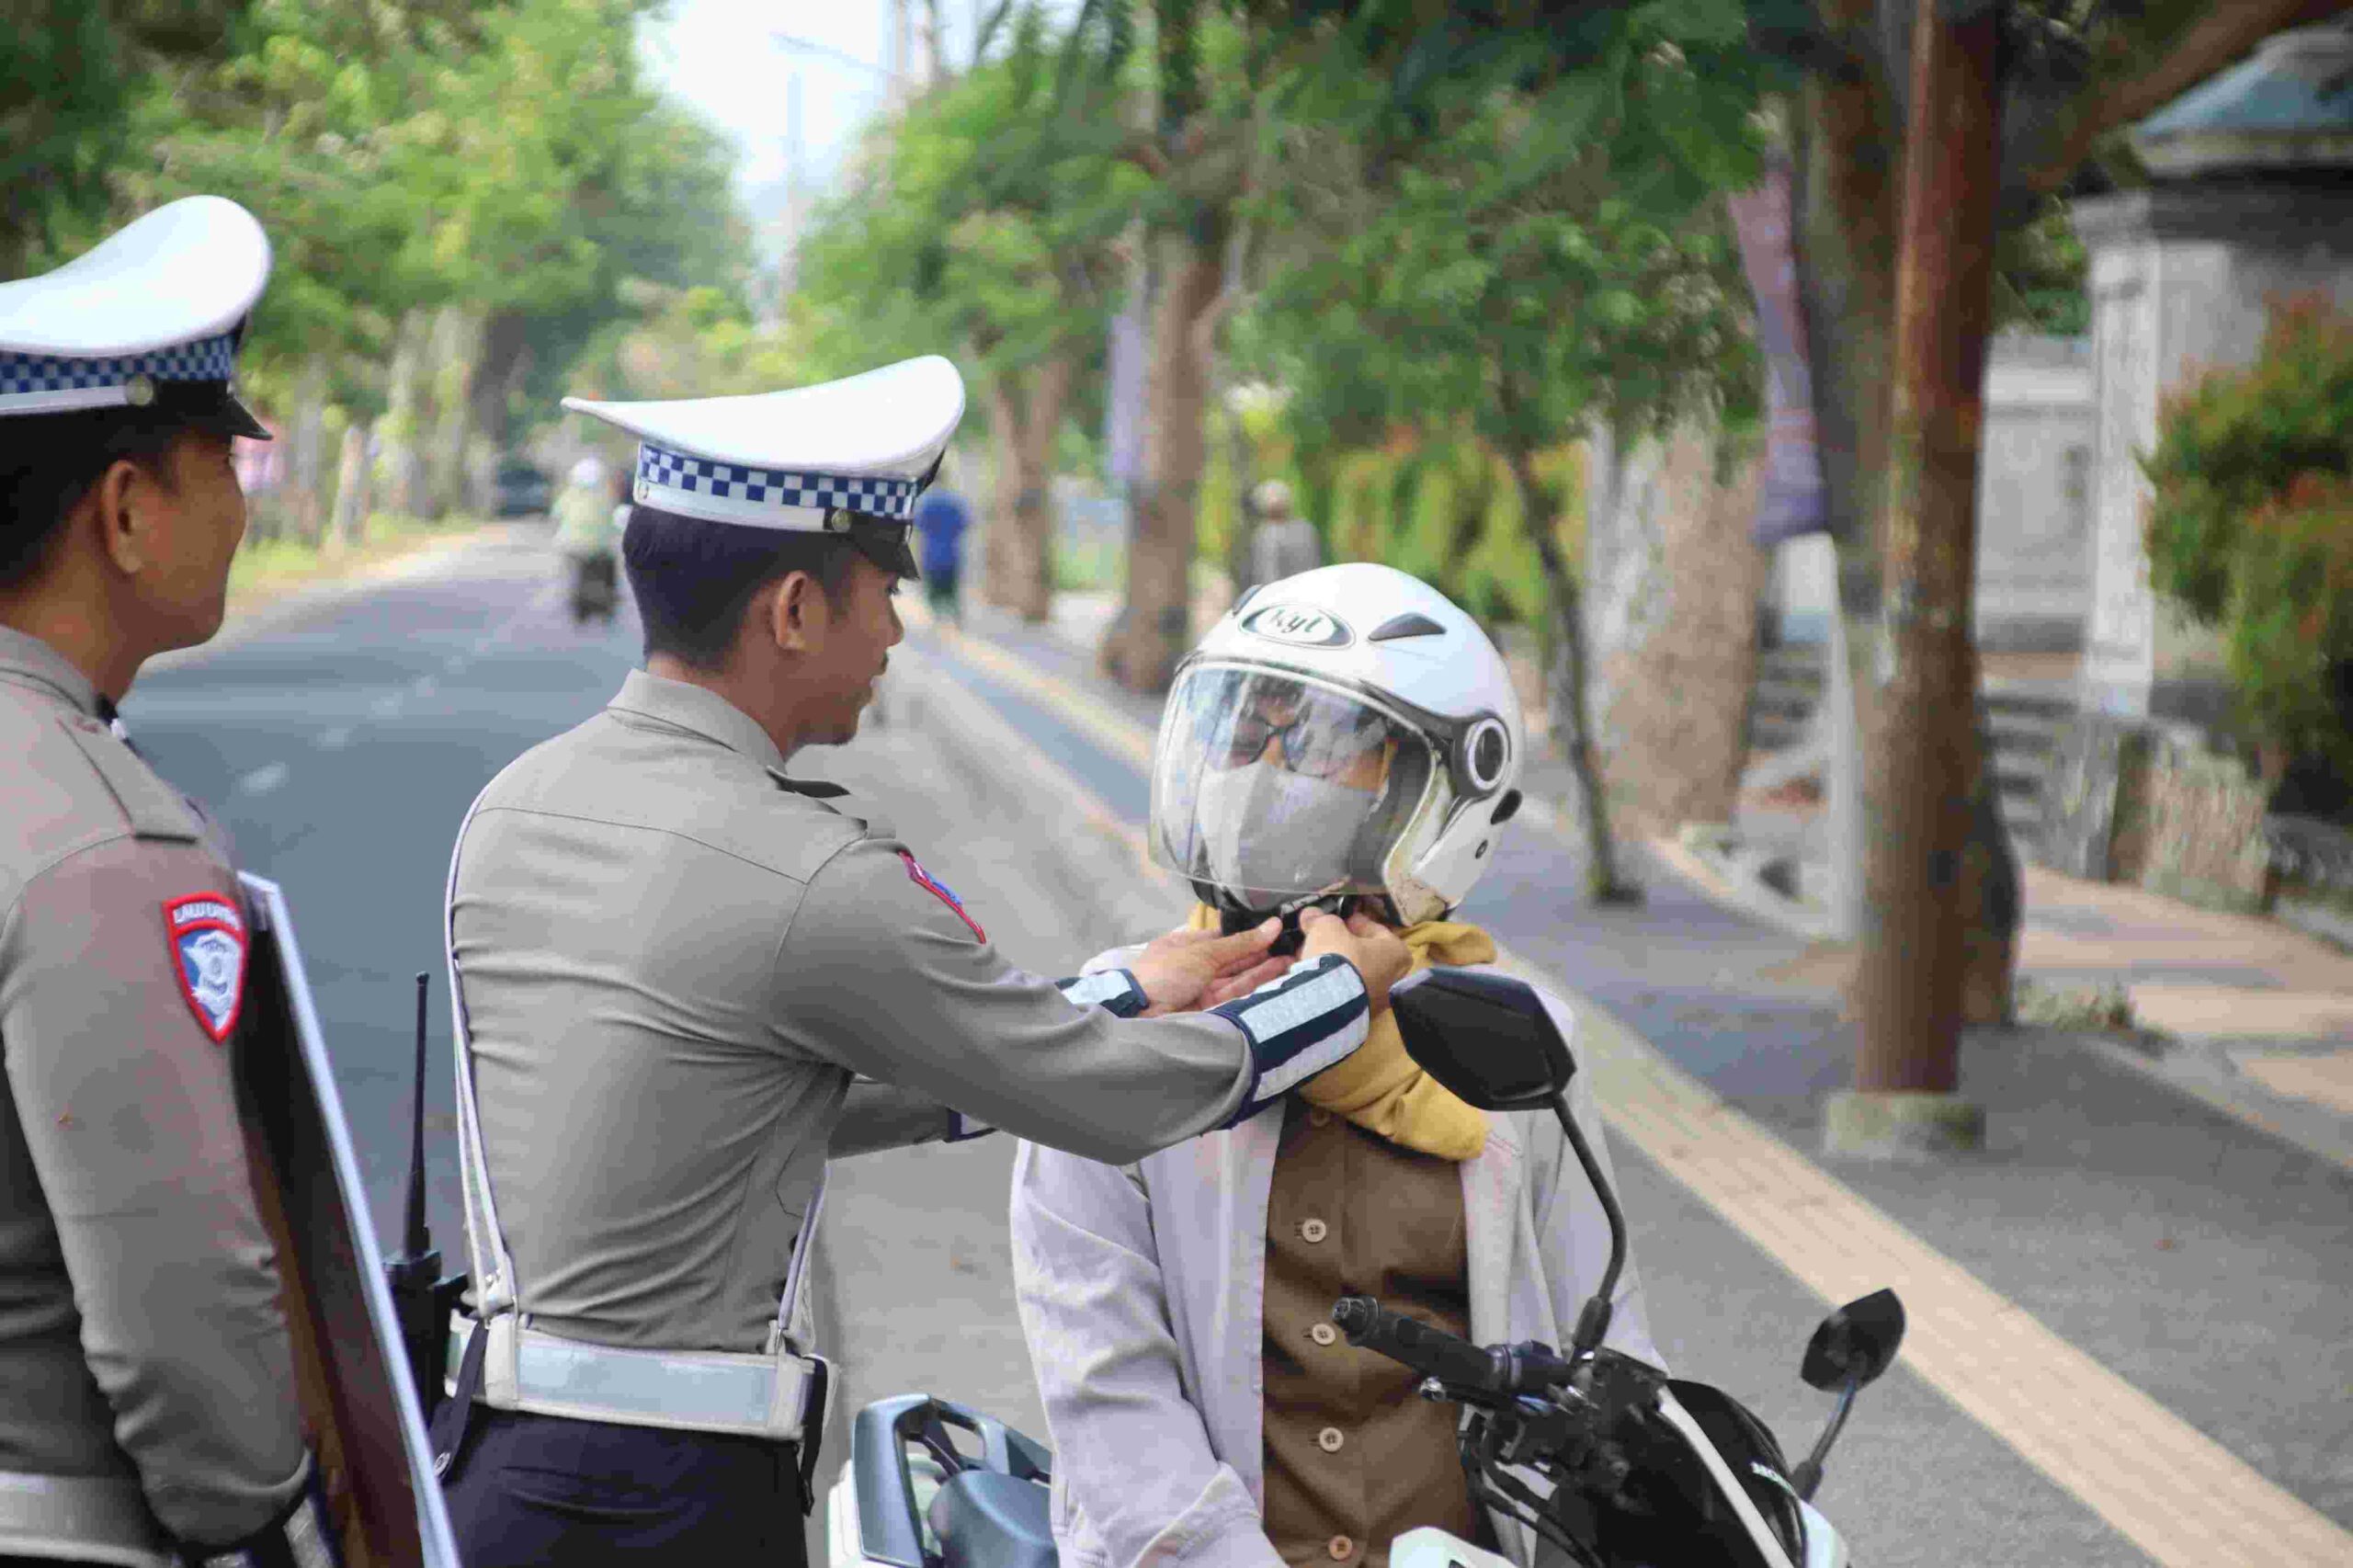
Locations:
444;788;521;1324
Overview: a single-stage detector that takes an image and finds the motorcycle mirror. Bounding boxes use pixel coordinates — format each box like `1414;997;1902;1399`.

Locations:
1390;967;1574;1110
1800;1289;1906;1392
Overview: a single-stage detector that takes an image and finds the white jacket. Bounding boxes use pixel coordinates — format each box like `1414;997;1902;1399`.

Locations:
1009;967;1659;1568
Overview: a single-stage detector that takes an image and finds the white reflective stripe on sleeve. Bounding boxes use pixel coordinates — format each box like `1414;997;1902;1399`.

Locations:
1057;969;1143;1012
1251;1006;1367;1101
1226;957;1369;1100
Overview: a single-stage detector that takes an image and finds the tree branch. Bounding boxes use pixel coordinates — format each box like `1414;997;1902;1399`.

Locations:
2010;0;2353;198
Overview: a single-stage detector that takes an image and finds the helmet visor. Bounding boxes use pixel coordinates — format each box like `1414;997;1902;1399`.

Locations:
1149;665;1432;903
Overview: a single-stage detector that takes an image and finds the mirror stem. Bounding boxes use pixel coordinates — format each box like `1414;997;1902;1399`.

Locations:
1552;1096;1626;1358
1791;1373;1860;1501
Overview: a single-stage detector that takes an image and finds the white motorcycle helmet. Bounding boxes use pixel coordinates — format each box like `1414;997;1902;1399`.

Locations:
1149;562;1526;927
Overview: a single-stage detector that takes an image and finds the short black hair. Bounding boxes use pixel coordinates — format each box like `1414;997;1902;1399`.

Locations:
0;407;190;589
621;503;861;669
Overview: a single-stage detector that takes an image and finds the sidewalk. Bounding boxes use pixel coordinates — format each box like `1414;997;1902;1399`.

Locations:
911;587;2353;1566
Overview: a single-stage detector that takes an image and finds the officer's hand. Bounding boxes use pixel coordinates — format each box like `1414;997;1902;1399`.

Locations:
1200;951;1297;1009
1131;919;1283;1016
1298;908;1412;1013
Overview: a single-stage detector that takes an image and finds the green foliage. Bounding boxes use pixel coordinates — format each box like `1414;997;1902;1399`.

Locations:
1992;198;2090;337
2224;477;2353;776
792;9;1143;392
1233;3;1762;623
11;0;748;433
2143;297;2353;768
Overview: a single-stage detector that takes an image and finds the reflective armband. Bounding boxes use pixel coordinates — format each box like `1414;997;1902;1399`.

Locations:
1210;953;1370;1123
1054;968;1148;1017
179;1457;340;1568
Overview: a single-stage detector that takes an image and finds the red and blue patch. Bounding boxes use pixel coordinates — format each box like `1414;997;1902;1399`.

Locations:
899;851;986;943
163;892;247;1044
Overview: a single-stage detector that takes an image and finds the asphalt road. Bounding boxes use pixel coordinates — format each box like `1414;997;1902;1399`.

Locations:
109;532;2344;1566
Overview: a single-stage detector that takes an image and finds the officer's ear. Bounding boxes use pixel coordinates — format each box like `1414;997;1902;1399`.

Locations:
767;569;830;656
87;445;183;578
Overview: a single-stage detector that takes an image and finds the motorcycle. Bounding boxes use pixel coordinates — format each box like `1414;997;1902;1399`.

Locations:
825;969;1909;1568
570;550;618;624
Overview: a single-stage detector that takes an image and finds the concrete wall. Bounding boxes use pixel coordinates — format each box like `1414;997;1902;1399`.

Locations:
1766;333;2093;650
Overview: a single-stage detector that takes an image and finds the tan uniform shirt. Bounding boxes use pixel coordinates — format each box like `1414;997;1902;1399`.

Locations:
448;670;1272;1354
1261;1100;1482;1568
0;626;305;1546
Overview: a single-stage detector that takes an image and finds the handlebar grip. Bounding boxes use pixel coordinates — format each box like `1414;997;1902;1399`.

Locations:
1332;1296;1505;1395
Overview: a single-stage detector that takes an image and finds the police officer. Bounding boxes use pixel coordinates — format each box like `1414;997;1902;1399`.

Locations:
0;200;339;1566
435;356;1413;1564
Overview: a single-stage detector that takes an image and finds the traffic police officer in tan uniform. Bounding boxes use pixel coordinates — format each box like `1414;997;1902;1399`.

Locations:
435;357;1413;1564
0;200;339;1567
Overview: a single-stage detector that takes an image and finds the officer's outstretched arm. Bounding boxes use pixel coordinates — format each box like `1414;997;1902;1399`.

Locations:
0;839;309;1546
778;836;1372;1165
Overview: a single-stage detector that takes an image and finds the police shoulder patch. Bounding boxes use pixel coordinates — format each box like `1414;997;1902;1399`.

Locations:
899;850;986;943
163;892;247;1043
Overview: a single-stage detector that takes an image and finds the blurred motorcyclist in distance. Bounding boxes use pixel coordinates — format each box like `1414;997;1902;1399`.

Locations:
1008;563;1662;1568
552;454;622;622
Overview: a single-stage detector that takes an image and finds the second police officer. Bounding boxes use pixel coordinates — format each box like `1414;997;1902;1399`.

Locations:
0;200;343;1568
434;357;1415;1563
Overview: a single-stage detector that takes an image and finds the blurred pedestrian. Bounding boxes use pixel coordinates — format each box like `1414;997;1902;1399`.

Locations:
1245;478;1322;593
0;198;342;1568
912;475;971;626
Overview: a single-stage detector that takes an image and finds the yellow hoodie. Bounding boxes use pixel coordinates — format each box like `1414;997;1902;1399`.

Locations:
1186;903;1492;1161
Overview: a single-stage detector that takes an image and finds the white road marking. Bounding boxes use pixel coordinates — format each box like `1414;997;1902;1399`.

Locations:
317;726;353;751
413;675;438;698
237;761;290;796
371;692;404;718
445;654;468;673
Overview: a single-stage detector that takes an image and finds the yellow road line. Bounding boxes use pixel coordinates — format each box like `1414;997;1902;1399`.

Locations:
930;617;2353;1568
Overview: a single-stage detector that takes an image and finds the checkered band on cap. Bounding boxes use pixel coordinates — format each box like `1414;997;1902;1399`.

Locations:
0;331;238;401
637;443;922;521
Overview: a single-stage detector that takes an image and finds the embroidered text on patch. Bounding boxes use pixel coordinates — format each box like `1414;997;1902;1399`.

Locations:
163;893;247;1044
900;851;986;942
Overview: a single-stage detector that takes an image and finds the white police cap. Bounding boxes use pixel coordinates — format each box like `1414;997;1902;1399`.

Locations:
0;196;272;437
563;356;963;574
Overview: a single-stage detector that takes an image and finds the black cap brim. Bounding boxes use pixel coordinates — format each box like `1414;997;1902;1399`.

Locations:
843;517;919;581
152;381;270;441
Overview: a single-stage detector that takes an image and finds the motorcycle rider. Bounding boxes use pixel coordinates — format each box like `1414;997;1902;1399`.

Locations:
552;454;621;621
1009;563;1661;1568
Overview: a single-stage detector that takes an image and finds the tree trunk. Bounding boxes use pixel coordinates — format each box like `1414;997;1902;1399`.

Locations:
1850;0;2000;1093
381;313;427;519
983;357;1075;623
329;424;373;548
1102;222;1225;693
1794;3;2018;1042
1506;436;1640;905
468;311;533;458
425;307;484;520
283;361;331;547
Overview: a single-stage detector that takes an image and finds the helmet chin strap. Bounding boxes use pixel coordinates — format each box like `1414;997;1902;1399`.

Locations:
1203;884;1407;953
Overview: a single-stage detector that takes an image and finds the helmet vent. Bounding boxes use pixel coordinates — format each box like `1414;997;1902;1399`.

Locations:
1368;612;1446;642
